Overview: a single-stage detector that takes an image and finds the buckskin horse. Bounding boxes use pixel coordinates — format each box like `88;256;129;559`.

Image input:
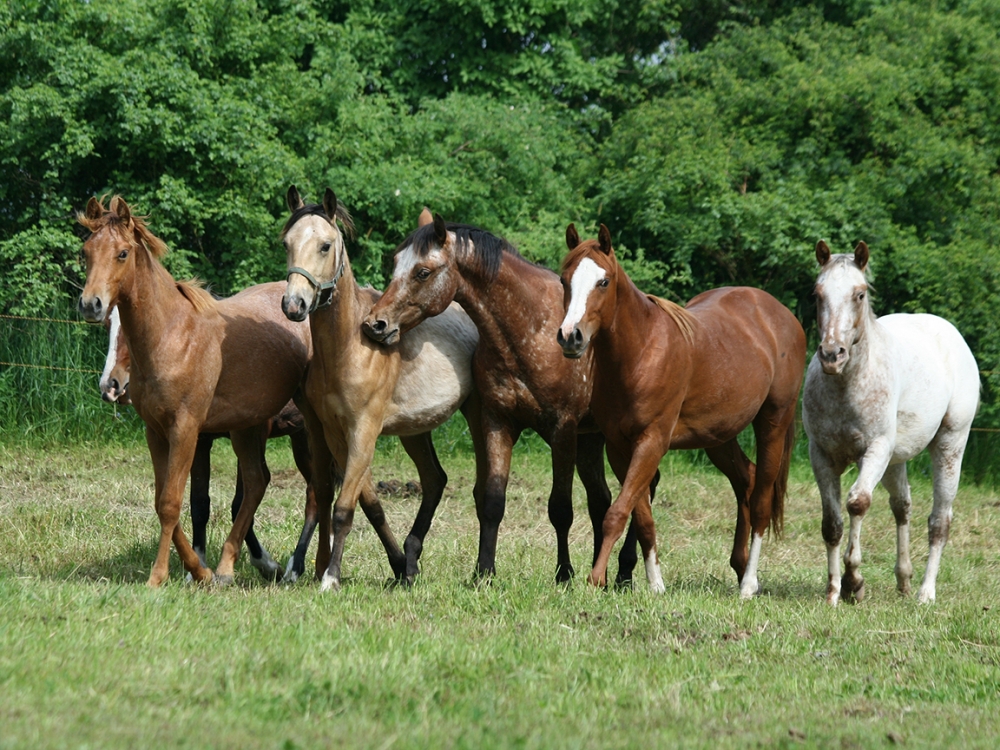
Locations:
802;240;979;604
557;224;806;597
280;186;484;591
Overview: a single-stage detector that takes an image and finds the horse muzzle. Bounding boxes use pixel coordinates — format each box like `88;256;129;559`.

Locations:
557;326;587;359
281;293;310;322
818;343;849;375
361;316;399;346
78;295;107;324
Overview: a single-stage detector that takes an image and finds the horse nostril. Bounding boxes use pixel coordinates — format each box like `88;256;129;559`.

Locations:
573;329;583;345
372;319;387;334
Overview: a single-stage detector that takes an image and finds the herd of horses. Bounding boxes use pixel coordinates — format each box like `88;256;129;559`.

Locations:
77;189;980;604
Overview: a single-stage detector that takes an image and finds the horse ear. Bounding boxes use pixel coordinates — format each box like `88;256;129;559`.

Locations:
565;223;580;250
853;241;869;271
322;188;338;221
815;240;831;266
432;213;448;246
286;185;304;212
85;197;102;220
597;224;613;255
111;196;132;224
418;207;433;227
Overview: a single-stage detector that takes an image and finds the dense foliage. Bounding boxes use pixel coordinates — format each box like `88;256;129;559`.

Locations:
2;0;999;440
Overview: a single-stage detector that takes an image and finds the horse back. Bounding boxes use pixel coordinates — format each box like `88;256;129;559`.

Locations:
201;282;312;432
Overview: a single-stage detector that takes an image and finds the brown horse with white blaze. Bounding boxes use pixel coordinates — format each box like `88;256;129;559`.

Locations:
557;224;806;597
78;195;312;586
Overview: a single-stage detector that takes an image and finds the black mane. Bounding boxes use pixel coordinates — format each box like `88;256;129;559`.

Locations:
399;222;522;282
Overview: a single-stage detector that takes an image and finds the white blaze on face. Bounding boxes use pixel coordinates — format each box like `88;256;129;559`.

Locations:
392;244;419;280
100;306;122;396
560;257;605;339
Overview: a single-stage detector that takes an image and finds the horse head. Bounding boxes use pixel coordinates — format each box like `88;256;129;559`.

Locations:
99;306;132;404
557;223;618;359
813;239;871;375
77;195;166;324
363;210;463;346
280;185;354;322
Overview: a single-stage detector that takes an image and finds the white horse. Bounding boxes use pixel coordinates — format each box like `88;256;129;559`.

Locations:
802;240;980;605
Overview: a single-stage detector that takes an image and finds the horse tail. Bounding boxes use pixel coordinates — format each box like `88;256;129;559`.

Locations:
770;416;795;538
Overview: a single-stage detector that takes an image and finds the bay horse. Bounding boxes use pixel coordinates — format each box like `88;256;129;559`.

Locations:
280;186;484;591
363;212;649;584
99;309;321;581
78;195;312;586
802;241;979;604
557;224;806;597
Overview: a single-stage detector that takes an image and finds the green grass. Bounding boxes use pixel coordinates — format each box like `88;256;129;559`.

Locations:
1;437;1000;749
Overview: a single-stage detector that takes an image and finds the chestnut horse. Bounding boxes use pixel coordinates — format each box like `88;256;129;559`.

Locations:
281;187;483;591
557;224;806;597
802;241;979;604
363;213;649;584
78;195;312;586
98;308;320;581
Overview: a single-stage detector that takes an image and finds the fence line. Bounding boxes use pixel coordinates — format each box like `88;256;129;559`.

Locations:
3;314;1000;429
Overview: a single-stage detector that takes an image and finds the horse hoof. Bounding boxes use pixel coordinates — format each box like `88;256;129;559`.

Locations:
319;574;341;593
250;556;282;583
614;576;634;591
214;574;234;588
842;579;865;604
555;564;575;585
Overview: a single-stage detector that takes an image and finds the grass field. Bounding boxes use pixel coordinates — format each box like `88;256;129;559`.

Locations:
1;436;999;749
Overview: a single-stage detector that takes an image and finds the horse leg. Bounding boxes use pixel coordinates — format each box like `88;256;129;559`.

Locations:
738;408;796;599
547;423;579;583
189;433;214;569
283;426;323;583
231;457;281;581
842;437;894;604
918;428;970;603
579;434;644;588
809;441;846;605
215;425;272;585
881;463;913;596
608;439;664;592
704;439;754;588
146;424;211;586
321;417;404;592
397;432;447;584
475;416;518;580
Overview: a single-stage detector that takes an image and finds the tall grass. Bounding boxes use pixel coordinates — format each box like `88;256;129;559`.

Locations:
0;306;144;444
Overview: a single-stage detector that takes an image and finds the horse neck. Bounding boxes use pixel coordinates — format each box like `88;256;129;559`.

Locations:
308;265;366;357
454;251;555;349
840;307;884;381
115;248;191;369
594;267;665;372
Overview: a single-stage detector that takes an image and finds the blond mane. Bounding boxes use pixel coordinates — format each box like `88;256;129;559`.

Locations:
647;294;697;345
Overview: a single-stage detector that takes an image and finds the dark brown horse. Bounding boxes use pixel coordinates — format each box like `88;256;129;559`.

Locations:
78;195;312;586
363;212;649;584
557;224;806;596
99;305;320;582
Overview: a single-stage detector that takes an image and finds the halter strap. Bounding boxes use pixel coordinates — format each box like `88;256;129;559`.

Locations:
286;255;346;312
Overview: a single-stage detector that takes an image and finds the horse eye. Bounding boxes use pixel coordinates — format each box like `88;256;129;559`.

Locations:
598;278;610;288
857;291;866;300
320;242;331;254
117;250;129;260
416;268;431;281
